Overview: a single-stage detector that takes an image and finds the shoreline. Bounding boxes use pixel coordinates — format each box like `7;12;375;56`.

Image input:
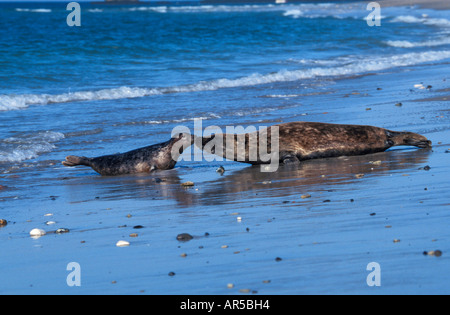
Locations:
377;0;450;10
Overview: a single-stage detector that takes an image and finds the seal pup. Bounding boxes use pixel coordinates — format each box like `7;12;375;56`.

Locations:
196;122;432;165
62;133;194;176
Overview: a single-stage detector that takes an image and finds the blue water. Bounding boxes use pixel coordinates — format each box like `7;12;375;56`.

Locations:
1;2;450;295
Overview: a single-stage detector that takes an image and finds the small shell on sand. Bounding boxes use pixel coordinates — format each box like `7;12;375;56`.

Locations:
116;240;130;247
301;194;311;199
176;233;193;242
355;174;365;179
414;84;425;89
30;228;46;237
424;250;442;257
0;219;7;227
181;181;195;187
56;228;70;234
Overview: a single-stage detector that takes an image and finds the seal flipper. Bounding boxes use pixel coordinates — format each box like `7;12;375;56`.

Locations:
62;155;92;167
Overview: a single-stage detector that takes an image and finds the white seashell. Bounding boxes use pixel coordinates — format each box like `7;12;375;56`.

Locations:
116;240;130;247
30;228;46;237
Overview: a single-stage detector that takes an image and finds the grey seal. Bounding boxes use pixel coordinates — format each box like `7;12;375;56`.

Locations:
197;122;432;165
62;133;193;176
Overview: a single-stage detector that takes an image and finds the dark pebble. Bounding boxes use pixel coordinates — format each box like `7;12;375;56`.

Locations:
445;150;449;154
133;225;144;229
154;178;163;183
177;233;193;242
423;165;431;171
370;213;376;216
205;232;210;236
350;199;355;202
168;272;176;277
424;250;443;257
323;200;331;203
275;257;282;262
282;201;290;204
56;228;70;234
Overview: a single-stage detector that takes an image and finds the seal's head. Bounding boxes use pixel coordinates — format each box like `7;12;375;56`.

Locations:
390;131;432;149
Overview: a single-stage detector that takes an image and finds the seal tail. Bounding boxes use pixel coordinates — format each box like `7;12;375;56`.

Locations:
387;130;432;149
62;155;92;167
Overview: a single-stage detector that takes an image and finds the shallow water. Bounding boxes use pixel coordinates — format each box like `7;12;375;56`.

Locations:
0;1;449;295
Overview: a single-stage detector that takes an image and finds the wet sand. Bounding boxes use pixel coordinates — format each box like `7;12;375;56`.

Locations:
378;0;450;10
1;58;449;295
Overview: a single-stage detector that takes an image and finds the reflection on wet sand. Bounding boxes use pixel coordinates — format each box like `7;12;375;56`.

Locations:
65;169;199;207
63;149;430;208
196;149;431;206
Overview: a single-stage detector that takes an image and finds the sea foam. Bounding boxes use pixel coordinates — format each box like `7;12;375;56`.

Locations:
15;8;52;13
2;50;450;111
386;37;450;48
0;131;65;164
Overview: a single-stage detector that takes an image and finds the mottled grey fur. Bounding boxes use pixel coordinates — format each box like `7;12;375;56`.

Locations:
62;133;193;176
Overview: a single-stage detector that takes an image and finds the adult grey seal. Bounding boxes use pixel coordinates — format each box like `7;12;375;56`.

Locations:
197;122;432;165
62;133;193;176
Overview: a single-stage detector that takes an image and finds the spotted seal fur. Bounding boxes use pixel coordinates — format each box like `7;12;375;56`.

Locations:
62;133;193;176
197;122;432;165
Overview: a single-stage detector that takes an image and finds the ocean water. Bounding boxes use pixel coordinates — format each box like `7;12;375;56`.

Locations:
1;2;450;295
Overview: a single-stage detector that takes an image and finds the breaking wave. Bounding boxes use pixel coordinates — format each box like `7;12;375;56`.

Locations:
2;50;450;112
391;15;450;28
386;37;450;48
15;8;52;13
0;131;65;164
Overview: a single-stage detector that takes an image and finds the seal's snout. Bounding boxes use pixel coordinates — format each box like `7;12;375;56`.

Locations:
388;130;432;149
62;155;91;167
403;133;432;149
415;139;432;149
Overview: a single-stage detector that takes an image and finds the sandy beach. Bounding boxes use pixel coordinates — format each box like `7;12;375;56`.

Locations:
0;1;449;297
379;0;450;10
